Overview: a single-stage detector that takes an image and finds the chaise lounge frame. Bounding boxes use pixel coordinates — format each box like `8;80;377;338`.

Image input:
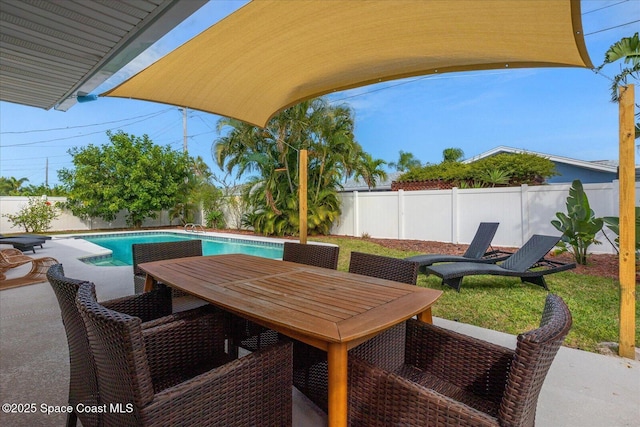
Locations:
424;234;576;291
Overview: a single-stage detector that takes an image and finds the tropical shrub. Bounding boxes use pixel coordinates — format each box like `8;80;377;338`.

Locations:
467;152;557;185
204;209;226;229
3;196;59;232
59;131;190;228
214;97;376;237
551;180;603;265
397;152;557;186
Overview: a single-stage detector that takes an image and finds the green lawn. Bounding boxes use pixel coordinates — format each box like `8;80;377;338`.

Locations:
311;235;639;354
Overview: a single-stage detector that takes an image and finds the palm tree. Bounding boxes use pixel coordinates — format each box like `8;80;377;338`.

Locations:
598;32;639;138
0;176;29;195
213;97;362;236
388;150;421;171
442;147;465;162
354;153;388;191
598;32;639;102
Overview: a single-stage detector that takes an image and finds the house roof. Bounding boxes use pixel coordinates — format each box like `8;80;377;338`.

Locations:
0;0;206;111
462;146;622;173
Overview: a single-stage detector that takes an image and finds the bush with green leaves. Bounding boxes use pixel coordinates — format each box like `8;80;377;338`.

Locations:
551;180;603;265
398;161;471;183
398;152;557;186
3;196;59;232
59;131;190;228
204;209;226;229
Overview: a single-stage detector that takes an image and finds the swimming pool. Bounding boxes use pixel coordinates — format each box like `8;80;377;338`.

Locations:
78;232;283;266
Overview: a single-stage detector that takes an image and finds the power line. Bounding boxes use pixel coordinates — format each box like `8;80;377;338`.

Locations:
582;0;629;15
0;107;174;134
585;19;640;36
1;110;174;147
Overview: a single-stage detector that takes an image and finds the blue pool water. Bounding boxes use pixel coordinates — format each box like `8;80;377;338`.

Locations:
79;233;283;266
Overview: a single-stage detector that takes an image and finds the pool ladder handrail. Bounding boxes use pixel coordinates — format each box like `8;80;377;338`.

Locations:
184;223;205;233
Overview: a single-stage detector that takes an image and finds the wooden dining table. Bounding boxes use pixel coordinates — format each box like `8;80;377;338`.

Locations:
140;253;442;427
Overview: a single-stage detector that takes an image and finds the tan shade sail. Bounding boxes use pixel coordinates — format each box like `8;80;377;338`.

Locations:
102;0;592;127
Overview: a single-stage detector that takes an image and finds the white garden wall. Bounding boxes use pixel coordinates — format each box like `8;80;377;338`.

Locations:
331;181;639;254
0;196;175;233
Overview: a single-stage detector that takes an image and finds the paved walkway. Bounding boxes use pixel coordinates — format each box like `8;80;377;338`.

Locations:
1;237;638;426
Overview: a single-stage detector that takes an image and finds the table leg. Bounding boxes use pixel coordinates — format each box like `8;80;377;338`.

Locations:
417;307;433;324
327;342;348;427
143;274;156;293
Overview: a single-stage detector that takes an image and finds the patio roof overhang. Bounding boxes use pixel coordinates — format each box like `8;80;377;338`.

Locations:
0;0;207;111
102;0;593;128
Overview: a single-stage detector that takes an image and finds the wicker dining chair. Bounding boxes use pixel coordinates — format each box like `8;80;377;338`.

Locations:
282;241;340;269
293;251;419;412
132;239;203;295
76;281;293;427
232;241;340;353
348;294;572;427
46;264;221;427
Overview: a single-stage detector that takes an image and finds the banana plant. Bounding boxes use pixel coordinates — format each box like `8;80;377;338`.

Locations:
551;180;603;265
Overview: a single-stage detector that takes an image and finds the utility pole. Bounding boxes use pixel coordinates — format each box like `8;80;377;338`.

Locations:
45;158;48;187
182;107;188;153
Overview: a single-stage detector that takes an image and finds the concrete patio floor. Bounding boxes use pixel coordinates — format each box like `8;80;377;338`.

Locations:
1;236;638;426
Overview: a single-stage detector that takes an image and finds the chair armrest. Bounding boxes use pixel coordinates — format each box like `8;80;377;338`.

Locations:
142;342;293;426
349;355;499;427
102;285;172;322
142;309;228;384
405;319;514;400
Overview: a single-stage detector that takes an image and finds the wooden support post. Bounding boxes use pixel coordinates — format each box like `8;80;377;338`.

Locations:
618;84;636;359
299;149;308;244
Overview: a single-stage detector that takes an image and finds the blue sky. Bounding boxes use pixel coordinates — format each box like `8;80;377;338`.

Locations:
1;0;639;187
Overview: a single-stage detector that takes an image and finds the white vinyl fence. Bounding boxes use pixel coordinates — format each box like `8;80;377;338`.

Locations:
2;181;637;254
331;181;640;254
0;196;179;233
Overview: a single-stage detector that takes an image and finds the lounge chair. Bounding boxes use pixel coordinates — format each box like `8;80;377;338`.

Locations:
405;222;510;271
0;235;46;253
348;294;572;427
0;248;57;289
425;234;575;291
13;233;51;241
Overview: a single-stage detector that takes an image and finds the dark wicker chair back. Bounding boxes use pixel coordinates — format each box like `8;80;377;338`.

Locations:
348;294;572;427
132;239;202;294
348;251;419;285
47;264;175;426
499;293;573;426
76;282;154;426
463;222;499;258
46;264;99;427
76;282;293;427
282;241;339;269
